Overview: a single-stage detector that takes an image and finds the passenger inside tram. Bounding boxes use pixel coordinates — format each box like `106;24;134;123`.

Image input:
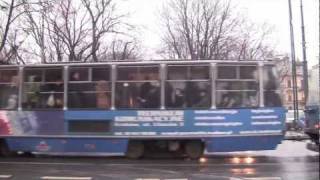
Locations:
24;75;41;108
1;75;19;109
139;76;153;107
68;71;85;108
95;80;110;108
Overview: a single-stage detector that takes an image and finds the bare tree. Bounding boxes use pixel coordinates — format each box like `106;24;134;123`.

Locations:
105;37;140;60
21;0;48;63
47;19;65;62
81;0;124;62
0;0;28;64
159;0;274;60
47;0;91;62
235;22;275;60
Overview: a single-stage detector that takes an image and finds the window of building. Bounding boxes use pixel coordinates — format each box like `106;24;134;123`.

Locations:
287;80;291;88
300;79;304;89
22;67;64;109
166;64;210;108
68;66;111;109
263;65;282;107
0;69;19;109
115;65;160;109
216;65;258;108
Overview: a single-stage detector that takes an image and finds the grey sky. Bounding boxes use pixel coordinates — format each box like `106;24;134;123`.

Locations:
120;0;319;66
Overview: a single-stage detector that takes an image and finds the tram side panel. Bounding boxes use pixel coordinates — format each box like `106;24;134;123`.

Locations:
0;107;285;154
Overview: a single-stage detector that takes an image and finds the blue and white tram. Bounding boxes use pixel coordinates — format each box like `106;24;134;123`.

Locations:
0;60;285;158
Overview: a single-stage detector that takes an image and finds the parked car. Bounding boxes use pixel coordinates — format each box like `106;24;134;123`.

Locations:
304;105;320;145
285;110;305;130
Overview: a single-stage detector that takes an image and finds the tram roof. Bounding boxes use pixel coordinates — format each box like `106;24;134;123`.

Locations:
0;59;277;68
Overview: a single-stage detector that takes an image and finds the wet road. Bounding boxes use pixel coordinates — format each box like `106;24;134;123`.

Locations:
0;141;319;180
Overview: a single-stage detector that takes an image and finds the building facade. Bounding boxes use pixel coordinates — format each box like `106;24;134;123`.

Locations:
277;57;306;110
307;64;319;105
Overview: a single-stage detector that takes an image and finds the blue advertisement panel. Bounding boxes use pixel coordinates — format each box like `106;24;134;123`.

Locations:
1;108;285;137
1;108;286;153
0;111;64;136
65;108;286;137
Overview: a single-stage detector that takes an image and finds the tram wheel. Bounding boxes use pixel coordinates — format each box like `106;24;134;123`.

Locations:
185;140;204;159
126;141;144;159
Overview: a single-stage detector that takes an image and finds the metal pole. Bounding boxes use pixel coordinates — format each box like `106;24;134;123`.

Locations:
300;0;309;105
318;0;320;105
288;0;299;126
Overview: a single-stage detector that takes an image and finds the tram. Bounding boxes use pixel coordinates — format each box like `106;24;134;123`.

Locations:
0;60;285;158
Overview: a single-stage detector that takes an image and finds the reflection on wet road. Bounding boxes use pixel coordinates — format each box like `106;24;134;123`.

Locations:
0;141;318;180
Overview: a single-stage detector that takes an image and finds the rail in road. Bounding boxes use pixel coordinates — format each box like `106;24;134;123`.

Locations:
0;174;284;180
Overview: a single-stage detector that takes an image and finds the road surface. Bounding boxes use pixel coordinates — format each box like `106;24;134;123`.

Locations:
0;140;318;180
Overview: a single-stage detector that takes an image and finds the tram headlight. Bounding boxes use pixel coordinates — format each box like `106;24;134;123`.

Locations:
231;157;241;164
244;157;255;164
199;157;208;163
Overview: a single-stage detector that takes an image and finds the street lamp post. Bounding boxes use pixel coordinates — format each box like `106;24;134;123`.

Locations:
288;0;299;126
300;0;309;105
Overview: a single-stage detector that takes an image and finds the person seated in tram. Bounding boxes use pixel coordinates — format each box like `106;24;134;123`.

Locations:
194;90;210;108
1;75;19;109
24;75;41;109
118;75;139;108
95;80;110;108
172;88;185;108
43;75;63;108
138;76;153;108
263;70;282;107
143;81;160;108
185;81;201;107
243;92;258;107
68;72;84;108
218;92;241;108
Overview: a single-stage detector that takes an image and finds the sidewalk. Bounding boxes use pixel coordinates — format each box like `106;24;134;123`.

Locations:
284;131;310;140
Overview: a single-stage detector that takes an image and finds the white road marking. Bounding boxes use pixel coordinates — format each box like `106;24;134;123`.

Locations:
243;177;282;180
0;175;12;179
136;178;188;180
41;176;92;180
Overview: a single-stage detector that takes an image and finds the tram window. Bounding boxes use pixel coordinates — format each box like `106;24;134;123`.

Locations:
217;81;258;90
22;67;64;109
216;91;258;108
45;69;63;82
264;91;282;107
140;66;159;80
216;65;259;108
190;66;209;80
167;66;188;80
240;66;257;79
0;70;17;83
0;69;19;109
115;65;160;109
217;66;237;79
68;66;111;109
165;81;210;108
69;68;88;81
24;69;42;82
263;65;282;107
92;67;110;81
117;66;159;81
166;64;211;109
263;65;279;90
